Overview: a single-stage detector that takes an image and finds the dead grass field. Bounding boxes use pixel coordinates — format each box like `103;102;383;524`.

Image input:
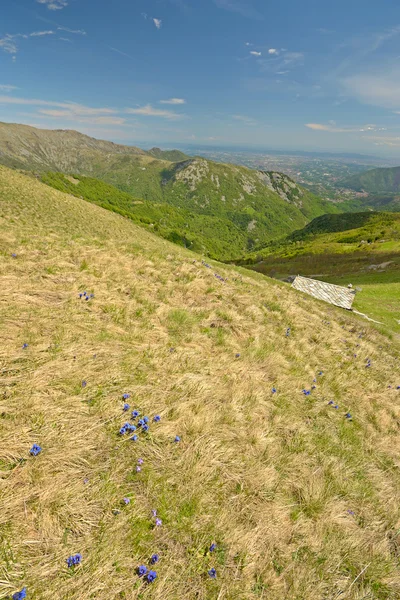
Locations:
1;165;400;599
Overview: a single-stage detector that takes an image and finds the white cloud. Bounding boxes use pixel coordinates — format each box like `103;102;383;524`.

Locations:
29;30;55;37
159;98;186;104
268;48;278;55
0;36;18;55
250;51;261;56
57;27;86;35
366;135;400;147
126;104;184;119
38;109;125;125
0;30;57;57
0;84;18;92
305;122;387;133
36;0;68;9
342;70;400;110
153;18;162;29
0;95;117;115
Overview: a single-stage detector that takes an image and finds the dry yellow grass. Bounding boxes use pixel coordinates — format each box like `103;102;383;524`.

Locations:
0;164;400;599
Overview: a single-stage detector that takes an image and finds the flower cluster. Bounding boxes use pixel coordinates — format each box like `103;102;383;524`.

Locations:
328;401;339;409
119;422;137;436
214;273;227;283
79;291;94;301
302;389;311;396
286;328;291;337
12;588;26;600
66;553;82;568
365;358;371;368
137;564;157;583
29;444;42;456
202;260;212;269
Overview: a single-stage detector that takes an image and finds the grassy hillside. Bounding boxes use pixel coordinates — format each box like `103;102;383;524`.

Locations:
242;212;400;333
0;123;339;258
147;147;189;162
39;172;247;260
1;165;400;599
343;165;400;194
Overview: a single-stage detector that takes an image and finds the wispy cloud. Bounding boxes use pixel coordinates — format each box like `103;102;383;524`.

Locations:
366;135;400;147
0;94;117;114
0;84;18;92
126;104;184;119
232;114;257;126
29;30;55;37
0;36;18;55
250;51;261;57
305;122;387;133
39;109;125;125
341;70;400;110
57;27;86;35
153;18;162;29
36;0;68;9
109;47;133;59
213;0;262;19
159;98;186;104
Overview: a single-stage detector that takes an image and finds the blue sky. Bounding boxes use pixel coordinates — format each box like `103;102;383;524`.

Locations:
2;0;400;155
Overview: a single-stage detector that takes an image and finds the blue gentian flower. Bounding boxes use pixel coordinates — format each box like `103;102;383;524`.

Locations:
142;424;149;432
146;570;157;583
132;410;139;419
174;436;181;442
138;419;145;427
302;389;311;396
29;444;41;456
90;293;94;298
155;518;162;526
209;543;217;552
138;565;147;577
151;553;159;564
347;509;355;515
123;403;130;412
208;568;217;579
85;297;89;301
66;553;82;568
235;353;240;358
82;380;87;388
345;412;352;419
143;416;149;424
311;385;316;390
79;293;83;298
318;371;323;376
328;401;334;405
286;328;291;336
130;434;138;441
22;343;28;349
123;497;130;505
122;393;130;400
153;415;161;422
83;478;89;484
397;386;400;390
272;388;277;394
12;588;26;600
119;426;127;435
334;405;339;409
11;253;17;258
138;458;144;464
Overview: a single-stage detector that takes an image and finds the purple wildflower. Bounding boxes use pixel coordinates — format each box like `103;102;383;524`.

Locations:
155;518;162;527
146;570;157;583
174;436;181;443
130;434;138;442
12;589;26;600
122;393;130;400
209;543;217;552
150;554;159;564
151;509;157;517
132;410;139;419
137;458;144;464
136;466;141;472
22;343;28;349
208;568;217;579
81;380;87;388
123;403;130;412
142;424;149;432
138;565;147;577
123;497;130;505
29;444;41;456
66;553;82;568
153;415;161;422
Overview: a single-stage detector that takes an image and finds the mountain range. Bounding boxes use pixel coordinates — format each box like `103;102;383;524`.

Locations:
0;122;338;260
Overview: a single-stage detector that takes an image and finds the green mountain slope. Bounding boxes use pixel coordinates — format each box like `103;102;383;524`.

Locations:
1;164;400;599
241;212;400;333
147;146;189;161
343;165;400;194
0;123;339;259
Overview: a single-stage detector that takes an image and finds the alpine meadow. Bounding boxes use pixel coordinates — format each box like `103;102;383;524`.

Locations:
1;1;400;599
